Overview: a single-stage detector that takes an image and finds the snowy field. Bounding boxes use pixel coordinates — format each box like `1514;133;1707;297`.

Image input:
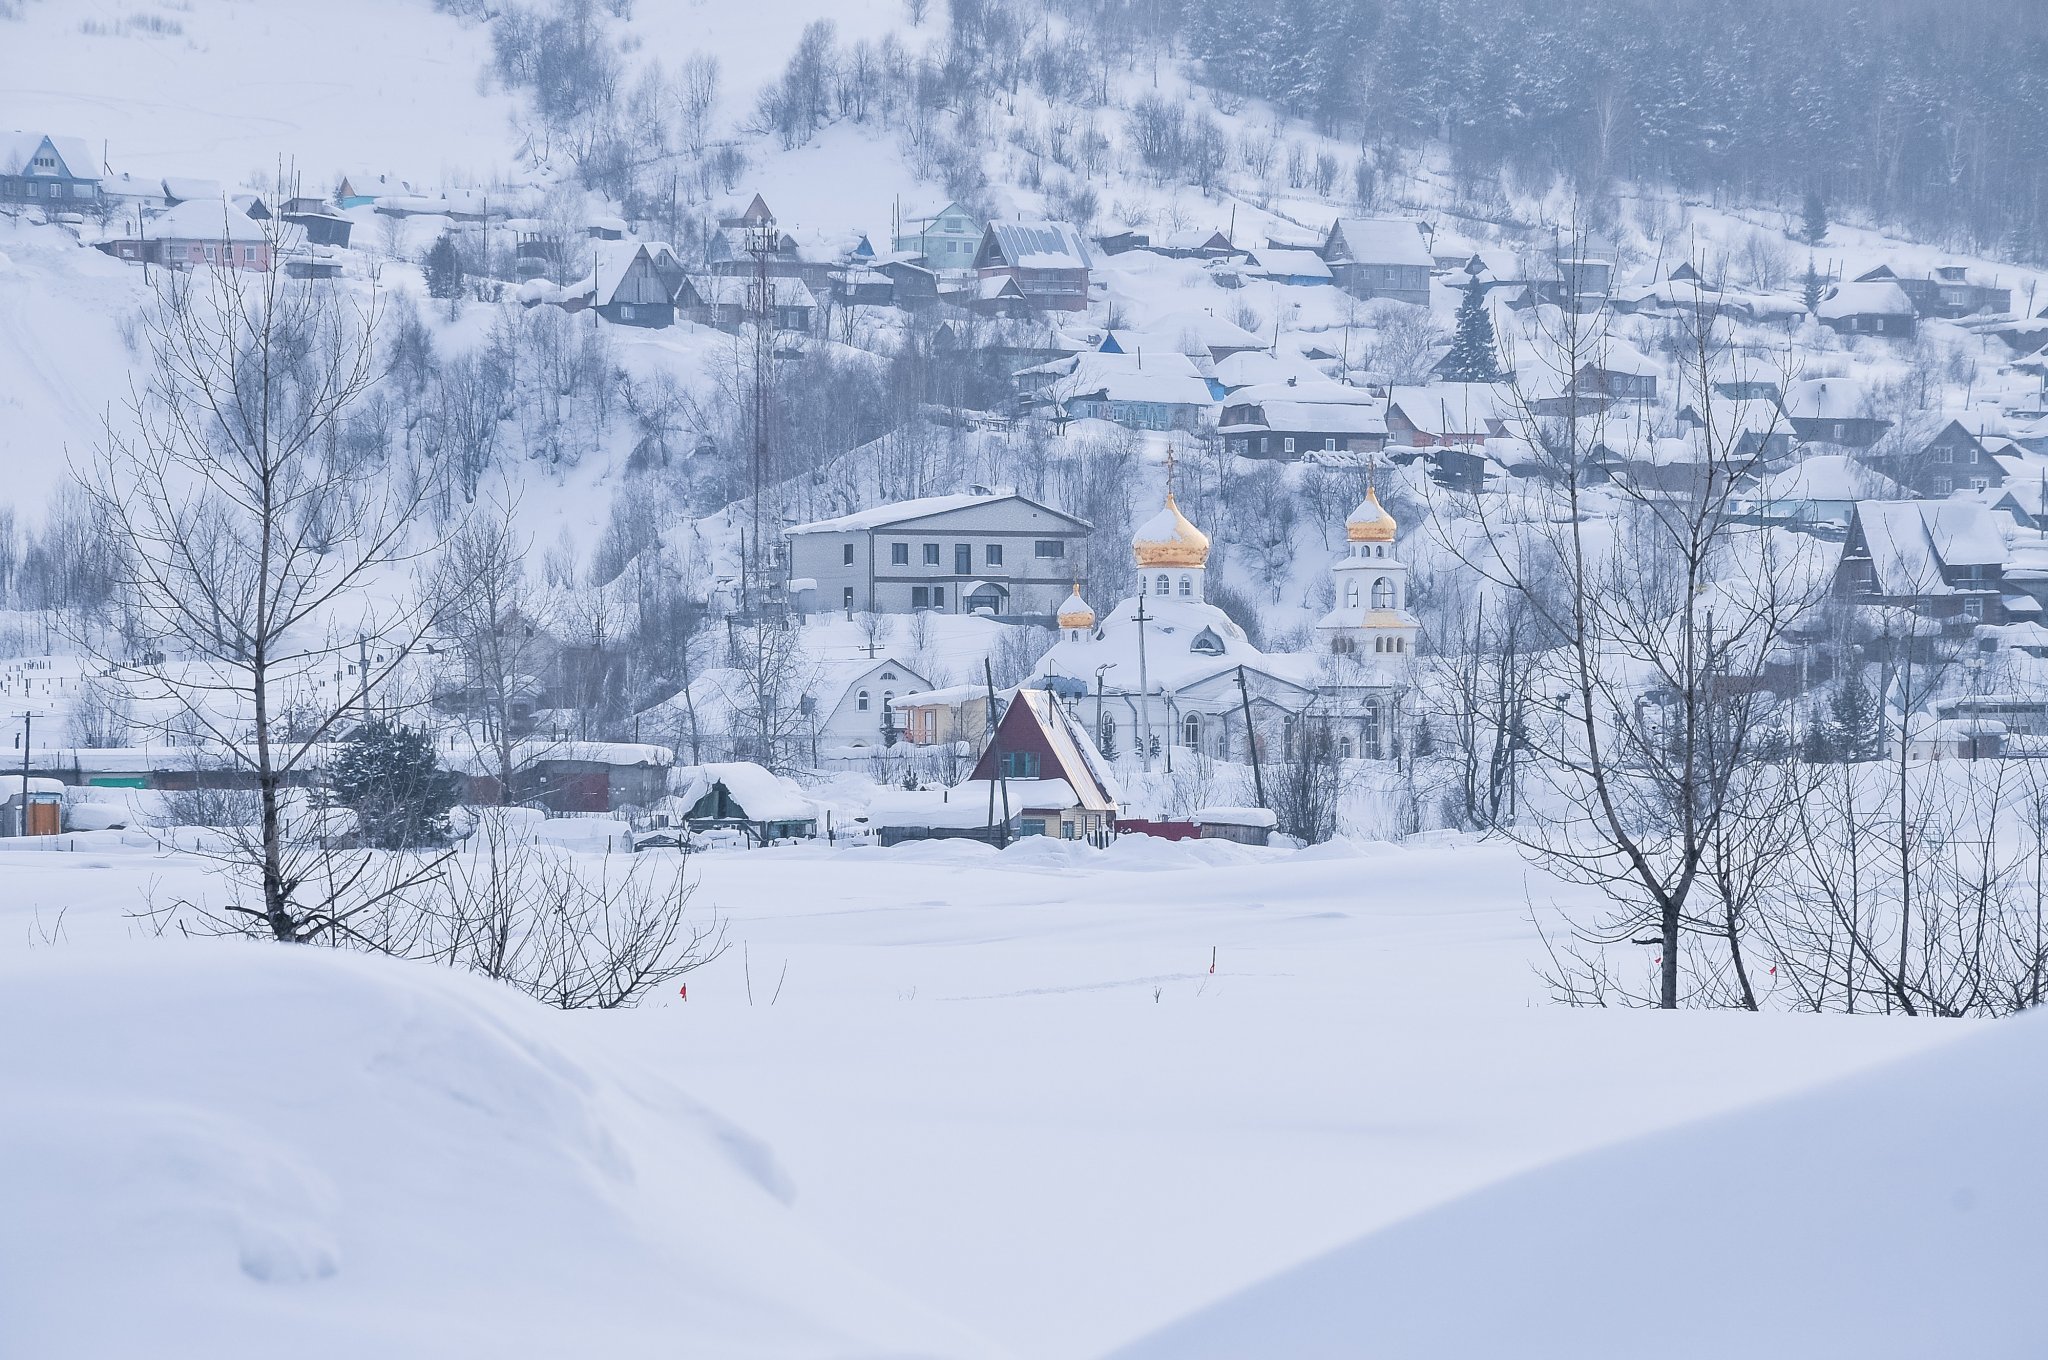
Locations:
0;831;1990;1357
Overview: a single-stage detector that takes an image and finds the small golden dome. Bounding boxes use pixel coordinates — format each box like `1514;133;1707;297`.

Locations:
1056;583;1097;629
1347;487;1397;543
1132;493;1211;568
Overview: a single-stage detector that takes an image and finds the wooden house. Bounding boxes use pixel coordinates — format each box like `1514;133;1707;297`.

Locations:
972;220;1094;313
963;688;1120;842
1783;378;1892;448
664;761;817;843
1857;264;2010;320
1816;281;1918;338
1217;397;1387;459
1865;414;2002;498
1834;501;2011;629
100;198;272;271
893;199;982;270
1384;383;1514;447
1318;217;1432;305
0;133;101;211
594;242;686;327
681;274;817;333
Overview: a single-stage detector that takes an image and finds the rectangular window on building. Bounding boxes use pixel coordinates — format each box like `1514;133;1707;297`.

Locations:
842;586;854;608
1034;540;1065;559
932;586;945;607
1964;598;1985;620
1933;476;1954;494
842;543;855;565
985;544;1003;566
891;542;909;565
1934;446;1954;462
1001;751;1042;778
954;544;972;574
1283;437;1296;454
912;586;930;607
922;543;940;566
1020;818;1047;837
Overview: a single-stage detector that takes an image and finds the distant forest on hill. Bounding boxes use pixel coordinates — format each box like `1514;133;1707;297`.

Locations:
1162;0;2048;259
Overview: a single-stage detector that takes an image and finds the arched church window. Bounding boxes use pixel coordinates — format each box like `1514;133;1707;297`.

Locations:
1156;573;1170;595
1182;712;1201;749
1344;580;1360;609
857;689;870;711
1190;628;1224;656
1364;701;1382;753
1339;734;1354;760
1371;577;1396;609
1178;574;1192;597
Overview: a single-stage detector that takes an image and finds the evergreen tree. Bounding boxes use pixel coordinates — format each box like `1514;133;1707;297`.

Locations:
424;231;465;300
1802;256;1824;313
329;718;463;849
1801;187;1829;247
1802;667;1879;764
1441;280;1504;383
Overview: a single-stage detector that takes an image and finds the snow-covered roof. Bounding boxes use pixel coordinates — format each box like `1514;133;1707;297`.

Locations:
143;198;268;242
1191;805;1278;828
1226;378;1377;407
593;241;680;306
1749;455;1908;506
1818;281;1916;319
161;175;225;203
1587;337;1660;378
983;220;1092;271
1325;217;1433;268
669;761;816;823
693;274;815;308
443;739;671;776
1220;401;1387;435
1058;350;1214;407
0;132;96;178
787;491;1050;535
1387;383;1514;433
1246;248;1332;281
1139;310;1265;352
1853;500;2007;595
1211;350;1323;390
1783;377;1876;422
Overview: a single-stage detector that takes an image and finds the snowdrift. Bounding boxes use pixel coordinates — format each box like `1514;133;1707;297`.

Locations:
1110;1010;2045;1360
0;942;991;1359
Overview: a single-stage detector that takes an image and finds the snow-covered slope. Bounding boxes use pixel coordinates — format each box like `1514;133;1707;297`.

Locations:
1110;1009;2048;1360
0;941;994;1358
0;0;519;185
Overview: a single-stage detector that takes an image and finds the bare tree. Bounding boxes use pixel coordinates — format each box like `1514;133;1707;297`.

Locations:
1454;235;1823;1008
84;226;458;943
431;494;552;803
415;811;727;1009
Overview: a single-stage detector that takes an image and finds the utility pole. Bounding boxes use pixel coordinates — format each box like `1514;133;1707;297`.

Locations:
357;634;374;723
1133;593;1154;772
747;214;776;610
16;710;30;839
1235;664;1266;808
984;658;1010;847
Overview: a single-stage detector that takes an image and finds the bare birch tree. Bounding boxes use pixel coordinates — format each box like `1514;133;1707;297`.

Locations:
84;223;459;943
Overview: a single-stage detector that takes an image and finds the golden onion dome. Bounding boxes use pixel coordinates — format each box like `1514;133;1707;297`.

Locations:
1347;487;1397;543
1132;492;1211;568
1056;583;1097;629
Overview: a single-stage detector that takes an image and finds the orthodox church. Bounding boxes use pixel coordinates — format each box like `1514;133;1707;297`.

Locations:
1030;480;1415;766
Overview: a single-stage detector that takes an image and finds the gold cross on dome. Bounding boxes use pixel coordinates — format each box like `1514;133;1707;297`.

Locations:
1164;448;1177;495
